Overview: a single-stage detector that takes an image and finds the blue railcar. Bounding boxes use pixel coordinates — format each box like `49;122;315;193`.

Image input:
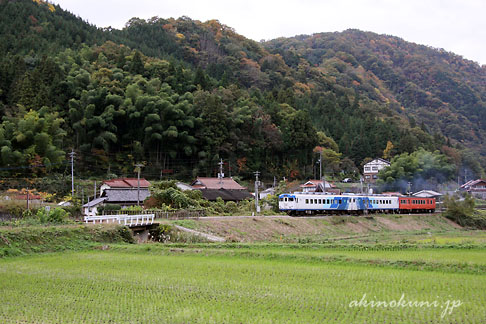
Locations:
278;192;399;215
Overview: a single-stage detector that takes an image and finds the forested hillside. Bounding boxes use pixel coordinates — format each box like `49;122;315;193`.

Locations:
0;0;485;184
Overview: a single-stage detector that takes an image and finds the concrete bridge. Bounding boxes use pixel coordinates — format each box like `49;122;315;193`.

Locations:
84;214;157;242
84;214;155;227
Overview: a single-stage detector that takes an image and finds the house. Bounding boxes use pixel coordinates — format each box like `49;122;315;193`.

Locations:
83;178;151;216
259;187;276;199
191;177;252;202
300;180;337;193
363;158;390;183
412;190;443;198
82;197;106;216
460;179;486;199
82;189;151;216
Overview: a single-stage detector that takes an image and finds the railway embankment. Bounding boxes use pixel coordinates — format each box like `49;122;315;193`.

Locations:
165;214;470;243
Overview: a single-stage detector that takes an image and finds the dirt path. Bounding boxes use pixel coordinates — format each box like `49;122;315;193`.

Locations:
173;225;226;242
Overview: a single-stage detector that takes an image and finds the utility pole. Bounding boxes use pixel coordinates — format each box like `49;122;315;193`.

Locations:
319;150;326;193
69;150;76;198
94;181;97;198
135;163;144;206
254;171;261;213
319;150;322;182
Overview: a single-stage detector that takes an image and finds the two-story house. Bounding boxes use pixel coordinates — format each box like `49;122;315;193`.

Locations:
363;158;390;183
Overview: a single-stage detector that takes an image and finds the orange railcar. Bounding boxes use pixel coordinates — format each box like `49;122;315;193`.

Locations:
398;197;436;213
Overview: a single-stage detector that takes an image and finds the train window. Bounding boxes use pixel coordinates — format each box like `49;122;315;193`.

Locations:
305;199;309;204
314;199;317;204
318;199;321;204
339;199;342;204
289;198;294;201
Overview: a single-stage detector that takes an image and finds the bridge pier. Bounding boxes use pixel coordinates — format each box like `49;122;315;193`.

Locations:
129;223;159;243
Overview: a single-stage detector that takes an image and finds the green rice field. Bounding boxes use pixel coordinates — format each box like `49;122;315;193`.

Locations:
1;244;485;323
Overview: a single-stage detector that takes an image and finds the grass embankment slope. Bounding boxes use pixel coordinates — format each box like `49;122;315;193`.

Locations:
170;214;473;243
0;224;134;257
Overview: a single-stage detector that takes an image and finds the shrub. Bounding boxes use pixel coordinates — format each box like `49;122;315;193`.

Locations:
35;207;70;224
97;204;121;214
224;201;238;214
150;224;174;242
443;195;486;229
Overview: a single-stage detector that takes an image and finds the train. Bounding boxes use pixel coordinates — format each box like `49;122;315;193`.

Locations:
278;192;435;215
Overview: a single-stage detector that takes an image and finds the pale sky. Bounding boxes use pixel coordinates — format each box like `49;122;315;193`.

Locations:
52;0;486;65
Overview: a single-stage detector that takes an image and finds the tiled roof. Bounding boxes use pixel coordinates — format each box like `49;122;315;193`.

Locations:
103;178;151;188
82;197;107;208
412;190;442;197
102;189;151;203
191;177;246;190
461;179;486;189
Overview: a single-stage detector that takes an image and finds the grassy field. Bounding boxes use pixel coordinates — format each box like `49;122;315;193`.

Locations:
1;243;485;323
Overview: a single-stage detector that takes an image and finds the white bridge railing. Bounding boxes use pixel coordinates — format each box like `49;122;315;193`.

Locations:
84;214;155;226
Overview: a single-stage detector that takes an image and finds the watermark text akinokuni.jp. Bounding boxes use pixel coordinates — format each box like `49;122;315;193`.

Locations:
349;293;462;318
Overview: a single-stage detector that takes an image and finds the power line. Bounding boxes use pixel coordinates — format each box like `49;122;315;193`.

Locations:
0;161;69;171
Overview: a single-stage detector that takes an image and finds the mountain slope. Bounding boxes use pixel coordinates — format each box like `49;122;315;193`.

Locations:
264;30;486;150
